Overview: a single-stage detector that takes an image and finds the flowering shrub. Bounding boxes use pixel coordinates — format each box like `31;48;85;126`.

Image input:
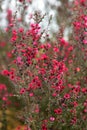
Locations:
0;84;9;103
0;0;87;130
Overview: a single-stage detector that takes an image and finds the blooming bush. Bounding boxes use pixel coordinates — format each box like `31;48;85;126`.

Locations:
0;0;87;130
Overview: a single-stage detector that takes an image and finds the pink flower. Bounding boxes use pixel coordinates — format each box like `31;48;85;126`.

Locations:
11;35;17;42
74;0;79;6
29;92;34;97
19;27;24;33
84;16;87;21
52;92;57;97
64;93;70;99
16;56;23;65
0;84;7;91
82;88;87;94
73;22;81;30
84;22;87;27
75;67;80;72
20;88;26;94
2;96;7;101
80;0;86;5
34;105;39;113
84;109;87;113
72;101;78;107
71;117;77;125
50;117;55;121
53;47;59;52
2;70;9;76
83;102;87;107
60;38;68;46
83;40;87;44
33;41;37;45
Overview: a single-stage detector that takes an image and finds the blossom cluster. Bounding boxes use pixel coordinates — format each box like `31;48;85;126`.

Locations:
0;0;87;130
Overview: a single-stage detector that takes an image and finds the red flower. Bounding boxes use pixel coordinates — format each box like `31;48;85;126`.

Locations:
82;88;87;94
20;88;26;94
42;123;47;130
64;93;70;99
72;101;78;107
71;117;77;125
54;108;62;114
2;70;9;76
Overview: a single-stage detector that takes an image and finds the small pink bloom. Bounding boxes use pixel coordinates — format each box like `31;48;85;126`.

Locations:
64;93;70;99
50;117;55;121
84;22;87;27
82;88;87;93
2;97;7;101
0;84;7;91
17;56;22;63
53;47;59;52
35;105;39;113
16;56;23;65
20;88;26;94
52;92;57;97
19;27;24;33
73;22;81;30
29;92;34;97
72;101;78;107
84;109;87;113
2;70;9;76
84;102;87;107
83;40;87;44
76;67;80;72
84;16;87;21
74;0;79;6
71;117;77;125
33;41;37;45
